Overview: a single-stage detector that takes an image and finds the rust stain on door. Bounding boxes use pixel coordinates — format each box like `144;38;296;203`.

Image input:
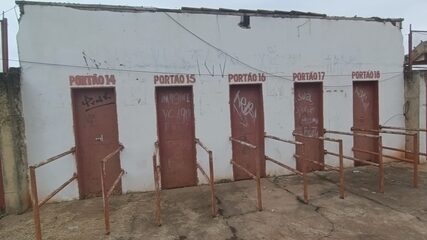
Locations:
72;88;122;198
156;86;197;189
353;81;379;165
229;84;265;180
294;82;324;172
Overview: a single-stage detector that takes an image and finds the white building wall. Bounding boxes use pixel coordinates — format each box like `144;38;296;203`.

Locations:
17;4;405;201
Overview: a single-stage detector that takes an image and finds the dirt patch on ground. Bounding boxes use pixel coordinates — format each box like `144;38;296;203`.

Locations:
1;162;427;240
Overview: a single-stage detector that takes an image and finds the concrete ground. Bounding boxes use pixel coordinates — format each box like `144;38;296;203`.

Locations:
1;161;427;240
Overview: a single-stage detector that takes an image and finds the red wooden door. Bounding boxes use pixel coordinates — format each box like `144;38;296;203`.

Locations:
294;82;324;172
0;159;4;212
230;84;265;180
353;81;379;166
156;86;197;189
72;88;121;198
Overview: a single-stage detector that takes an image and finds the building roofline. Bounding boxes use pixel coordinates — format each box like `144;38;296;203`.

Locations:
16;1;404;26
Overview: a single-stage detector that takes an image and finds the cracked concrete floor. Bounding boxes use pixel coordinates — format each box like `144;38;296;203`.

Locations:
1;161;427;240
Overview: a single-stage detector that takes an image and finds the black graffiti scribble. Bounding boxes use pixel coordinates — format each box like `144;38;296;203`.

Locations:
85;102;115;112
81;95;94;108
81;91;114;111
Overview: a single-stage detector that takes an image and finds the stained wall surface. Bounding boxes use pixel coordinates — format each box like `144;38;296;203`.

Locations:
17;3;405;201
420;73;426;160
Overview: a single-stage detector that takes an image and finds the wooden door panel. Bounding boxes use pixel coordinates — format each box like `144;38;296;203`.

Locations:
353;81;379;165
294;82;324;172
156;87;197;189
72;88;121;198
230;84;265;180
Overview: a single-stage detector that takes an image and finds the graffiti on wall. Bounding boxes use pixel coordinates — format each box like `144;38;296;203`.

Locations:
81;90;115;112
160;92;192;123
295;90;320;137
354;87;371;111
233;90;257;127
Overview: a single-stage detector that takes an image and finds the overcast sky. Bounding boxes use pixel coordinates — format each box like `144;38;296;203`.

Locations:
1;0;427;67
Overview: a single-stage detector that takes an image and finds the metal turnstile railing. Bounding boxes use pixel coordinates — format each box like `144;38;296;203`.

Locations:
325;130;384;193
29;147;77;240
352;127;420;188
229;137;262;211
264;134;309;202
152;138;217;226
100;144;125;235
292;132;345;199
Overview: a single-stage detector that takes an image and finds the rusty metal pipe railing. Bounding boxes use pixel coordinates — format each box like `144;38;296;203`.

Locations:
352;145;384;191
29;147;77;240
321;137;345;199
264;133;309;202
306;158;339;171
229;137;257;149
380;125;427;132
196;163;211;180
293;132;345;199
265;155;303;176
380;125;427;158
380;126;418;188
100;144;125;235
382;154;413;163
325;129;380;138
326;151;379;166
352;127;420;188
292;154;309;203
106;170;125;197
153;138;217;226
352;126;420;188
32;147;76;169
152;141;162;226
230;160;257;180
326;129;384;193
229;137;262;211
381;130;416;136
38;173;78;208
379;137;384;193
352;148;380;156
382;146;412;154
381;126;420;187
195;138;210;152
101;145;124;164
265;134;301;145
195;138;217;217
352;127;417;137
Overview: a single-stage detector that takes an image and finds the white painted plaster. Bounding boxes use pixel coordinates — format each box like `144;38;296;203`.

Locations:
17;5;405;201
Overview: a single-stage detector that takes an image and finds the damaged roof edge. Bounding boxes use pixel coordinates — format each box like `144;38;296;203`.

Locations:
15;0;404;26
